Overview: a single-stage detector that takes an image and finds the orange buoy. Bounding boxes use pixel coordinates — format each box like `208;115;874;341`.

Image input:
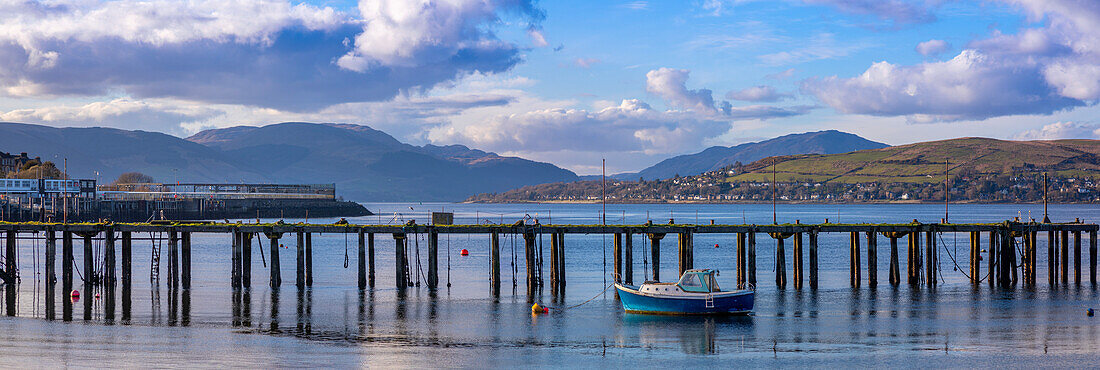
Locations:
531;303;548;314
94;293;101;299
70;290;80;298
460;249;469;256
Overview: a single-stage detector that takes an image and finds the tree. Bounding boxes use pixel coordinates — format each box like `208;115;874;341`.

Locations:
113;172;155;184
8;161;67;179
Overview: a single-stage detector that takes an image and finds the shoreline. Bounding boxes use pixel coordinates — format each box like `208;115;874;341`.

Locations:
463;199;1093;205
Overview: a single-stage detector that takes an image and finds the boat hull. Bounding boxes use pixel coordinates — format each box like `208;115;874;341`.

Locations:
615;284;753;315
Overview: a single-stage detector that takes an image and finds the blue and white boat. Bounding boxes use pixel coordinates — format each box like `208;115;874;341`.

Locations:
615;269;753;315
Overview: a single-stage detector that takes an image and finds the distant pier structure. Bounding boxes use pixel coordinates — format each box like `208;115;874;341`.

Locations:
2;182;369;222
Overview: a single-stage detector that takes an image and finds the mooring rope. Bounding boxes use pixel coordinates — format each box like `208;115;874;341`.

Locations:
343;232;349;269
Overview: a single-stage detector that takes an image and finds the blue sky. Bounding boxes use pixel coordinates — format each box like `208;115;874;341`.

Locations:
0;0;1098;174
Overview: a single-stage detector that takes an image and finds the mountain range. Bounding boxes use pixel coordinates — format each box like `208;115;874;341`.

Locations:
0;122;893;201
0;122;578;201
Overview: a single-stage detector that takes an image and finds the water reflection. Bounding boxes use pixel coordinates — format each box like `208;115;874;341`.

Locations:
623;314;751;354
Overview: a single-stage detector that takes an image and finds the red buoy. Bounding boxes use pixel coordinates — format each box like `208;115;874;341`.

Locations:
715;243;720;248
460;249;469;256
70;290;80;298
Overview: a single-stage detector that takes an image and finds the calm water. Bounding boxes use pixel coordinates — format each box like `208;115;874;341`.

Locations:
2;202;1100;367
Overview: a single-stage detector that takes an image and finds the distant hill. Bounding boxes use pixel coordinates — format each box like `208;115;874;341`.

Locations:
731;137;1100;183
0;122;579;201
187;122;579;200
468;137;1100;204
0;122;264;183
629;130;887;180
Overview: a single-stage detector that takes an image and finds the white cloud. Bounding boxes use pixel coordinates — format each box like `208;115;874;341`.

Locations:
759;33;869;65
0;0;542;111
1015;121;1100;140
803;0;1100;121
915;39;950;57
645;68;718;113
726;85;790;102
621;1;649;10
802;0;937;26
0;98;223;134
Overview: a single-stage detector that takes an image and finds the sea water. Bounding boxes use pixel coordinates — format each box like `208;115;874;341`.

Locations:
1;202;1098;367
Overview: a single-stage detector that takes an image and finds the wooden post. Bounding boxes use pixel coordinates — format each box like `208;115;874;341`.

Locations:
357;230;366;289
427;230;438;290
793;232;803;289
866;231;877;286
490;231;500;294
736;233;746;288
167;229;178;291
295;231;305;288
83;233;93;288
649;233;664;281
549;232;559;291
1048;230;1057;286
1074;231;1082;285
624;231;633;285
679;232;694;277
557;231;566;292
524;230;536;294
809;231;819;290
1090;230;1097;285
1061;229;1069;285
268;232;281;288
747;232;757;287
850;232;860;288
46;229;56;285
368;232;376;288
613;233;622;283
4;231;15;285
105;228;116;286
969;232;980;285
62;230;73;321
181;232;191;290
988;230;997;288
241;232;252;290
775;236;786;289
45;228;55;320
232;230;241;289
121;231;131;321
925;231;935;288
305;233;313;286
394;233;407;289
888;235;900;286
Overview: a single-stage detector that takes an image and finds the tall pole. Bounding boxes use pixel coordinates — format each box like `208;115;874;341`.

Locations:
772;158;777;224
63;158;67;224
944;158;949;223
602;159;606;225
1043;173;1050;223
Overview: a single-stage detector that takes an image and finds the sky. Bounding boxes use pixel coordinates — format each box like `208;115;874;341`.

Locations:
0;0;1099;175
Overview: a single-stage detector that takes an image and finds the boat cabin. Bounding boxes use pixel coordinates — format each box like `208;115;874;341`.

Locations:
677;269;722;293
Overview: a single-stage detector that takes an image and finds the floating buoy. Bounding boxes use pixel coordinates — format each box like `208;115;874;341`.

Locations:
70;290;80;298
460;249;469;256
94;293;101;299
1088;308;1095;317
715;243;720;249
531;303;548;314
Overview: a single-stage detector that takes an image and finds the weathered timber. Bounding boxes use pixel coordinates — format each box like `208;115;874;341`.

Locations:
866;231;877;287
624;230;634;285
809;231;819;289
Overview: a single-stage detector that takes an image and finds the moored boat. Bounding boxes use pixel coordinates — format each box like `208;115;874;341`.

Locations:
615;269;753;315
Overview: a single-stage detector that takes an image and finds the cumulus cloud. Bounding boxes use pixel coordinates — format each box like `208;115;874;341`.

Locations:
803;0;1100;121
0;98;223;134
726;85;790;102
916;39;950;56
645;68;718;113
0;0;542;111
1015;121;1100;140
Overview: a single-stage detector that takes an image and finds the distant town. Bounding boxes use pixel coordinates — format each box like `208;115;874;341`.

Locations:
469;165;1099;204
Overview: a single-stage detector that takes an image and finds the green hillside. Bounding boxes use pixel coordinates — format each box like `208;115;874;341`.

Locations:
730;138;1100;184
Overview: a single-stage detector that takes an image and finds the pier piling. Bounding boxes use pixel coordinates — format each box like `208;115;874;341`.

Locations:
888;234;900;286
295;232;304;288
736;232;746;288
925;231;935;288
242;232;252;290
624;231;633;285
809;231;819;289
1048;230;1057;286
121;231;131;321
969;231;980;285
428;230;438;290
1074;231;1082;285
368;232;375;288
169;229;179;291
45;228;55;320
182;232;191;290
356;230;365;289
648;233;664;281
793;232;803;289
524;230;536;295
105;228;116;287
305;233;313;286
62;230;72;321
268;231;281;288
1061;230;1069;285
232;230;242;289
556;231;566;293
393;233;406;289
747;232;757;287
613;233;622;283
550;231;559;292
491;231;500;294
850;232;860;288
867;231;877;286
678;231;693;277
775;234;787;289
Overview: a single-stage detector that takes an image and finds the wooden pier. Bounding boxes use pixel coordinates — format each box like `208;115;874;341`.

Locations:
0;220;1097;321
